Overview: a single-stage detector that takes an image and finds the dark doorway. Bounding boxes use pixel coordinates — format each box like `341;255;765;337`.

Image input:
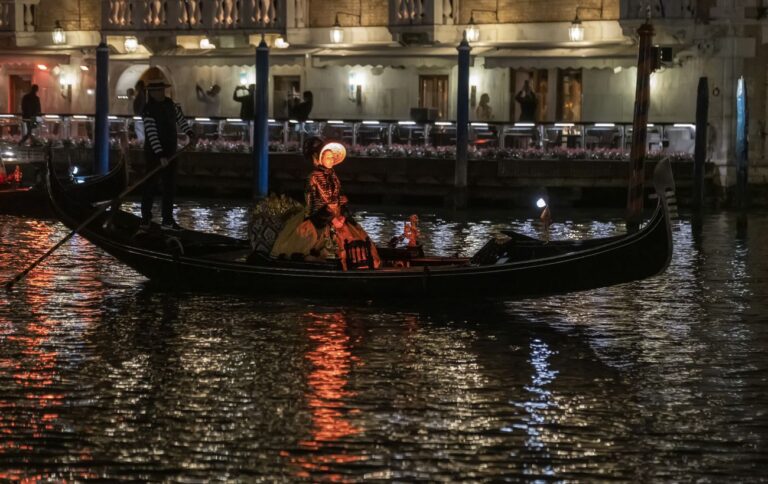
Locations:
556;69;582;122
273;75;300;119
419;75;449;120
10;75;32;114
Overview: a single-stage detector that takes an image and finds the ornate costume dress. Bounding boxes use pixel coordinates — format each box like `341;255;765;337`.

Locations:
270;164;380;268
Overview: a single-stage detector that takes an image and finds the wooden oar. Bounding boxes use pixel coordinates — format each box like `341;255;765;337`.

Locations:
4;145;191;291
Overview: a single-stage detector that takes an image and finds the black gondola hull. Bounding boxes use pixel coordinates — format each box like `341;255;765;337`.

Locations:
46;160;674;299
2;157;127;217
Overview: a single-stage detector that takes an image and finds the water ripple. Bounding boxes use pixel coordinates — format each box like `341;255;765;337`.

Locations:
1;208;767;480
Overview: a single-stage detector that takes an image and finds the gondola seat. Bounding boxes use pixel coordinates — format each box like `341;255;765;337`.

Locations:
343;237;374;270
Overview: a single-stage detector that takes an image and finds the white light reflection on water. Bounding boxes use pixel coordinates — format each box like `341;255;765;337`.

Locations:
353;210;387;245
1;208;768;481
521;338;557;477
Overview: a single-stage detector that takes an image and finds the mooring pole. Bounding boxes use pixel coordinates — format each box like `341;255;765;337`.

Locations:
693;77;709;210
253;36;270;201
454;32;471;209
625;20;655;231
735;76;749;210
94;42;110;175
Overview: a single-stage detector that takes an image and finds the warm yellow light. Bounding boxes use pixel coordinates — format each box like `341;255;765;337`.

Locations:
274;36;289;48
330;27;343;43
466;16;480;43
37;64;48;71
569;16;584;42
124;36;139;53
52;21;66;45
199;37;215;49
330;15;344;44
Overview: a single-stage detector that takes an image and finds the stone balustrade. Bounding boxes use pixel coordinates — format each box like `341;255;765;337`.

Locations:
0;1;14;31
102;0;285;32
620;0;698;20
389;0;458;27
0;2;37;48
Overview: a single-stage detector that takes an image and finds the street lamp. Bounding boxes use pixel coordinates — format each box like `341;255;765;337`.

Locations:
568;14;584;42
52;20;66;45
330;12;362;44
330;15;344;43
568;5;604;42
466;9;499;43
124;36;139;53
274;36;290;48
466;15;479;43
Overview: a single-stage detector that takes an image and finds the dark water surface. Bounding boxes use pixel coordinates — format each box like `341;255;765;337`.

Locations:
1;202;767;481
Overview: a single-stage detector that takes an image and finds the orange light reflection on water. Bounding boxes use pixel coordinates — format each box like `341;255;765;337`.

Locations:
0;219;97;480
281;311;365;481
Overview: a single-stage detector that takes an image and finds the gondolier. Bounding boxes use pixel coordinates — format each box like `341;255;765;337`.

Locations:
140;80;196;231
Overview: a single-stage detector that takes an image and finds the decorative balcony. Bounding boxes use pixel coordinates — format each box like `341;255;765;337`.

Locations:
0;0;38;34
620;0;698;20
0;0;15;32
102;0;286;33
388;0;458;43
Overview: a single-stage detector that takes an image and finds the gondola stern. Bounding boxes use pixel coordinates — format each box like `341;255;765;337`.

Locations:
652;158;676;274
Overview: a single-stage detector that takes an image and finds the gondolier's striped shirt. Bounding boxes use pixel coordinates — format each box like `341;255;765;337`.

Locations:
142;99;194;158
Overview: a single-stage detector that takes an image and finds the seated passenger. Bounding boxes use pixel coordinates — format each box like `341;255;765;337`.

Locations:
270;138;380;268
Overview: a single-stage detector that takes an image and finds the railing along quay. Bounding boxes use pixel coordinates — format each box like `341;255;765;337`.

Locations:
2;113;710;207
0;114;698;157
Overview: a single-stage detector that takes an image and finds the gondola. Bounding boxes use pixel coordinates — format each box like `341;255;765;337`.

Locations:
1;154;127;217
62;155;129;203
0;185;50;217
46;158;675;299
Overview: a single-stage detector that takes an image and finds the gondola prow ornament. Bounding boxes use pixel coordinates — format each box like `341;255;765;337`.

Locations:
537;198;551;242
403;214;420;247
388;214;421;249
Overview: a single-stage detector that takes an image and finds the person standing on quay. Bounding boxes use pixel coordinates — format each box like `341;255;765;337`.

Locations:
140;80;196;231
290;90;314;122
233;84;255;121
18;85;41;146
515;79;538;122
475;93;493;121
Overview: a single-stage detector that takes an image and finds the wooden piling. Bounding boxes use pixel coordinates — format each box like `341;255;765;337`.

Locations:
693;77;708;210
625;22;655;231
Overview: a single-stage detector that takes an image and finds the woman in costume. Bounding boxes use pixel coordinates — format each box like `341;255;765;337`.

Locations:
271;137;380;268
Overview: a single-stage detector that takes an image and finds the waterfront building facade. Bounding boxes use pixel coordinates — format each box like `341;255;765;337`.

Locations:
0;0;766;190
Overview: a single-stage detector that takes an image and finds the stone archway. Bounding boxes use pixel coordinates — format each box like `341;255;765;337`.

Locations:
115;64;175;98
139;67;173;92
115;64;150;96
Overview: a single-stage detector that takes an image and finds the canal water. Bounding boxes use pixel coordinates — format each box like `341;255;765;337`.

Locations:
1;203;766;481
